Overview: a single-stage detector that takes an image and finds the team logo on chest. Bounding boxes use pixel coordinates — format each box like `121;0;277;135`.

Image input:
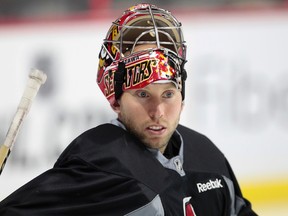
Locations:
183;197;197;216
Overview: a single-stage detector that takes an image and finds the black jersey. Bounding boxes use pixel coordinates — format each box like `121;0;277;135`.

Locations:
0;123;257;215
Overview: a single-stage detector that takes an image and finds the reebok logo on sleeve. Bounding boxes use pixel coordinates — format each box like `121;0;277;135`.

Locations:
196;179;223;193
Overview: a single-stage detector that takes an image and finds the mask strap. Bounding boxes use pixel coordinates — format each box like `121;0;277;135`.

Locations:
180;60;187;100
114;61;126;100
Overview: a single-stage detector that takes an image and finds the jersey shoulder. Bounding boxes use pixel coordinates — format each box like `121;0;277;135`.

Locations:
54;124;128;166
177;124;229;176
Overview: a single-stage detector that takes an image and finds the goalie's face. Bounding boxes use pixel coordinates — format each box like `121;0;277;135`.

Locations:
113;82;183;153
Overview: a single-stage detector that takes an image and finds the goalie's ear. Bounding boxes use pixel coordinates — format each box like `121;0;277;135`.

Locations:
110;101;120;114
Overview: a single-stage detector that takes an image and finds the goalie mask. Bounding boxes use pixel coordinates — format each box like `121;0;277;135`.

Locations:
97;3;187;106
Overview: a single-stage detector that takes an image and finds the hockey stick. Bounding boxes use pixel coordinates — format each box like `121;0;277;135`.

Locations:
0;68;47;175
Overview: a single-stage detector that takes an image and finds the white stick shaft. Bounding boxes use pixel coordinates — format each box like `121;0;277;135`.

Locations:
0;68;47;174
3;70;46;148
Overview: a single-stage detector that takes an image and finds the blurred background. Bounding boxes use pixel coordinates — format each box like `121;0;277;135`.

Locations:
0;0;287;215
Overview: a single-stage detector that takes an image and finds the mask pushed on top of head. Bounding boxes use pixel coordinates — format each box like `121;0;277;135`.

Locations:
97;3;187;106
